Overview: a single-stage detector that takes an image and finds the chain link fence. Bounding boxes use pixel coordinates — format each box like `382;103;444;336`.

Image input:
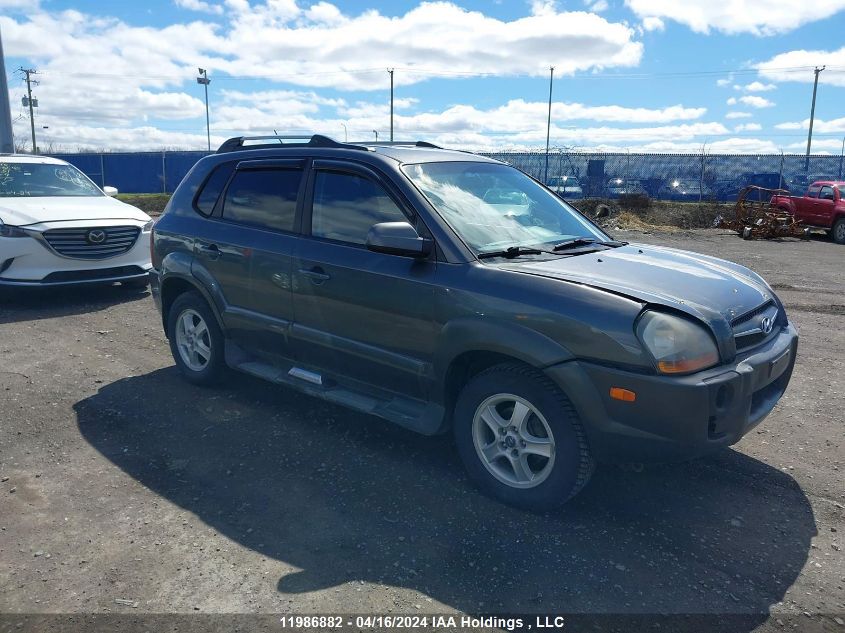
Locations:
51;149;845;200
482;151;845;202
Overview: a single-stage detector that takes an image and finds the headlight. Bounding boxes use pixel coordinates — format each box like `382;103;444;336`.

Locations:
0;220;29;238
142;219;155;232
636;310;719;375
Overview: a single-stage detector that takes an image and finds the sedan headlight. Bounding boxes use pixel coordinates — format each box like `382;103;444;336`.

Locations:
636;310;719;375
142;219;155;232
0;220;29;238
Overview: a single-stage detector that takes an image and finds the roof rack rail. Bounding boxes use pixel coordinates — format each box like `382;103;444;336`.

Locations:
216;134;367;154
354;140;443;149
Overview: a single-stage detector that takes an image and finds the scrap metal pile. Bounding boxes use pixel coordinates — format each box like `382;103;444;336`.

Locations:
713;185;810;240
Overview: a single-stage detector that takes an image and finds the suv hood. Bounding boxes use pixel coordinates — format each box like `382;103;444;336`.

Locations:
0;196;149;226
502;243;774;325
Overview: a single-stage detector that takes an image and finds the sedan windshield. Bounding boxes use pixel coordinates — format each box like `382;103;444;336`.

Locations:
0;162;102;198
403;161;605;253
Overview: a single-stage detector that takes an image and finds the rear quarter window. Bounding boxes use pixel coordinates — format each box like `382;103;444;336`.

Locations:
194;162;235;216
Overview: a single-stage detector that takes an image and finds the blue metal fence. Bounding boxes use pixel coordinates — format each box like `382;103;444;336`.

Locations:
49;149;845;200
51;151;211;194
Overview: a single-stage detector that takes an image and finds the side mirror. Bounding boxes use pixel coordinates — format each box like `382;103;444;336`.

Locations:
103;186;119;197
366;221;432;258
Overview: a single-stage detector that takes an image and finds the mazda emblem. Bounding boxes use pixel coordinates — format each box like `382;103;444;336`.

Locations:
87;229;107;244
760;316;774;335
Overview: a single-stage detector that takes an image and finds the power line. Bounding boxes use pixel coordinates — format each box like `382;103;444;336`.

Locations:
31;64;845;83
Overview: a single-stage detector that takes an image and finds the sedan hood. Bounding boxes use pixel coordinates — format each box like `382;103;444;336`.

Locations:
501;243;774;325
0;196;149;226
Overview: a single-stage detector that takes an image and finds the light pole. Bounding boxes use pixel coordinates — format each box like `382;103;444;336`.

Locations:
196;68;211;151
804;65;825;171
839;135;845;180
373;129;378;141
0;28;15;154
341;122;347;142
544;66;554;185
388;68;394;141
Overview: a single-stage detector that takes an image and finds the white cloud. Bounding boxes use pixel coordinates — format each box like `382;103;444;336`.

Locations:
1;2;644;93
727;95;775;108
725;111;753;119
743;81;776;92
756;46;845;87
586;0;609;12
716;77;732;87
734;123;762;132
642;16;664;31
632;138;780;153
624;0;845;35
0;0;37;9
174;0;223;14
774;117;845;133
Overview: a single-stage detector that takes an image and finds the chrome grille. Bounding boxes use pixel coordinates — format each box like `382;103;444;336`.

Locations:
732;300;780;352
42;226;140;260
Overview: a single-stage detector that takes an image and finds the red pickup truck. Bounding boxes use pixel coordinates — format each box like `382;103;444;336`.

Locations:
771;181;845;244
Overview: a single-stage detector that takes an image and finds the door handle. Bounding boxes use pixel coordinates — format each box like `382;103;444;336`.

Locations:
196;243;220;260
299;267;331;283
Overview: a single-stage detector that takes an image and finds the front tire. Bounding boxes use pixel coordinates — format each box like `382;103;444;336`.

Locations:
453;363;594;511
830;218;845;244
167;292;226;385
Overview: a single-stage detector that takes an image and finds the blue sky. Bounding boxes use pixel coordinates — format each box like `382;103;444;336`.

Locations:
1;0;844;152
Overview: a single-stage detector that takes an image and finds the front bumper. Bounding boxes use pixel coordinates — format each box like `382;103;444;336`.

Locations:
546;323;798;462
0;222;152;286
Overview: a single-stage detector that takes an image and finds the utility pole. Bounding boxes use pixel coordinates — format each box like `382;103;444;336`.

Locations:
804;65;825;172
373;129;378;141
341;122;347;142
839;135;844;180
544;66;554;185
388;68;394;142
196;68;211;151
20;67;38;153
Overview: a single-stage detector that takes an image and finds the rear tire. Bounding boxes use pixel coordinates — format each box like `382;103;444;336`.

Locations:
453;363;594;512
167;291;226;385
831;218;845;244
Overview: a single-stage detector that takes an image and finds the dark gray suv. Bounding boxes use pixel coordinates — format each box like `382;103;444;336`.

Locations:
149;135;798;511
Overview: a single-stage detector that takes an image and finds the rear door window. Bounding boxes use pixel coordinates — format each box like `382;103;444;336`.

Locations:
222;168;302;232
819;185;834;201
310;170;407;245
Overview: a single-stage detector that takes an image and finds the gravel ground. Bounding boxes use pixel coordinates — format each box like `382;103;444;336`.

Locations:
0;229;843;632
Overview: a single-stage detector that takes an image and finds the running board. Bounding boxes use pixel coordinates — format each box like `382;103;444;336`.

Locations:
288;367;323;386
224;341;445;435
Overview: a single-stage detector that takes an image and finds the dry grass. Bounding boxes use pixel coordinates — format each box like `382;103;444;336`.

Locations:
611;211;683;233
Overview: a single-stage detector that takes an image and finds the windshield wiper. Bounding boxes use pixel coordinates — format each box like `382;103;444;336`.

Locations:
477;246;552;259
552;237;628;251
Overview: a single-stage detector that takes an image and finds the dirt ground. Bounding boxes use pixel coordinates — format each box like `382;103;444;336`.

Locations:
0;229;843;632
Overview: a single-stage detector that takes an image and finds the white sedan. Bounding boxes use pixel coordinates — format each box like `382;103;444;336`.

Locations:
0;155;153;287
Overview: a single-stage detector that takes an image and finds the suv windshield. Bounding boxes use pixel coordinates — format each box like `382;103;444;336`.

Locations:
403;162;605;253
0;162;102;198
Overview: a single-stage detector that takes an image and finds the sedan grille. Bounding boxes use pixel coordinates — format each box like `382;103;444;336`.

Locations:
42;226;140;260
732;300;780;353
